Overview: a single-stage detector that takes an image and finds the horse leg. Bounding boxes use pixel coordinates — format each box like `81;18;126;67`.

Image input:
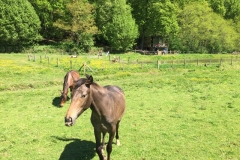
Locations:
116;121;121;145
101;132;106;153
94;129;105;160
60;93;67;107
106;130;116;160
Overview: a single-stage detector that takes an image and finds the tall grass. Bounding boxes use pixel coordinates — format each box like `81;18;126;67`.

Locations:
0;53;240;160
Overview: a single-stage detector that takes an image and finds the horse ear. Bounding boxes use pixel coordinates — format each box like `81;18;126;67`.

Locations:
85;74;90;79
86;74;93;85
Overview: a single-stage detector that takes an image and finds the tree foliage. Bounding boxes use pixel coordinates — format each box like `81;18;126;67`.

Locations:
147;1;179;37
208;0;226;16
96;0;138;51
128;0;179;49
54;0;98;52
28;0;65;40
0;0;41;47
178;1;237;53
1;0;240;53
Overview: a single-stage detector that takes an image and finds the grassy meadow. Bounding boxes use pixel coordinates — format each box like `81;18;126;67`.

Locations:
0;53;240;160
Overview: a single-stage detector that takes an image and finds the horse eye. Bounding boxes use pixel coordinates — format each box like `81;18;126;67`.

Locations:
81;94;86;98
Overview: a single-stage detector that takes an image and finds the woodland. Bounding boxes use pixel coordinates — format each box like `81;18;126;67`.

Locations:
0;0;240;53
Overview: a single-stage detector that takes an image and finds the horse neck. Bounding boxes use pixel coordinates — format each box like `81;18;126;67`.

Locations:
90;84;106;106
91;83;104;95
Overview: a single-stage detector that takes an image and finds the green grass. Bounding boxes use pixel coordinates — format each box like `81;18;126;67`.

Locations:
0;53;240;160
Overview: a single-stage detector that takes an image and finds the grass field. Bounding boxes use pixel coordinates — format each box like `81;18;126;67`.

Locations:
0;53;240;160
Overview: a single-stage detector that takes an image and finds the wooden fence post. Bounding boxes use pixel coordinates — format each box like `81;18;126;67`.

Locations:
70;60;72;69
128;57;130;64
84;63;86;74
101;62;106;70
184;59;186;68
57;58;59;67
157;60;160;69
48;57;50;65
40;56;42;63
28;54;31;61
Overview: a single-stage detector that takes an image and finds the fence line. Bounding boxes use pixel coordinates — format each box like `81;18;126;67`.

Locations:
27;54;240;71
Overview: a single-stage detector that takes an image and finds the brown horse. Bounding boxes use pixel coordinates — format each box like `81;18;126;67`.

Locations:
65;75;126;160
60;70;80;107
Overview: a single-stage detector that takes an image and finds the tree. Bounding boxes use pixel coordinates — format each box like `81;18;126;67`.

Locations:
172;0;205;9
95;0;138;51
224;0;240;20
233;20;240;51
128;0;179;49
54;0;98;52
208;0;226;16
28;0;65;41
0;0;41;51
147;0;179;49
178;1;237;53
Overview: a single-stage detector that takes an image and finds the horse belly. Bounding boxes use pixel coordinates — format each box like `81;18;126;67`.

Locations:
100;123;109;132
91;118;111;133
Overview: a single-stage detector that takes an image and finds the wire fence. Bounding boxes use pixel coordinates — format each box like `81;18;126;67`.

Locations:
27;54;240;73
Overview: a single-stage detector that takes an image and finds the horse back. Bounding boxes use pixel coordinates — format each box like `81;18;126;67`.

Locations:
104;85;125;119
68;70;80;81
104;85;124;94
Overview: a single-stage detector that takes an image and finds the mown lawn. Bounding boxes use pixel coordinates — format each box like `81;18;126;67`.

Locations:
0;53;240;160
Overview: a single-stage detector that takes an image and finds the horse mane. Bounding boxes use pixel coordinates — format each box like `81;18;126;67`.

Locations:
74;78;102;91
74;78;123;96
74;78;88;88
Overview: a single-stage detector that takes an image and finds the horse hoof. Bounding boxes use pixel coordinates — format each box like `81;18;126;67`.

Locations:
101;148;104;154
116;139;121;146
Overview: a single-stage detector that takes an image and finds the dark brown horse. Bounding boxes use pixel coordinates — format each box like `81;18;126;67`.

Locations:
65;75;126;160
60;70;80;107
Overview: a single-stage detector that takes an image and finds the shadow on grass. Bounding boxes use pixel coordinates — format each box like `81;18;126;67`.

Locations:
53;136;96;160
52;96;70;108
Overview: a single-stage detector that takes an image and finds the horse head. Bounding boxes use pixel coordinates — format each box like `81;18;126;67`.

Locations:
60;91;67;107
65;74;93;126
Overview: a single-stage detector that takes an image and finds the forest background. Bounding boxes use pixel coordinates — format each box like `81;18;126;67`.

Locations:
1;0;240;54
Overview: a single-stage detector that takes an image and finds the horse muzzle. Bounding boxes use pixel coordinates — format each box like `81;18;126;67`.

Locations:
65;117;73;126
60;103;64;107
